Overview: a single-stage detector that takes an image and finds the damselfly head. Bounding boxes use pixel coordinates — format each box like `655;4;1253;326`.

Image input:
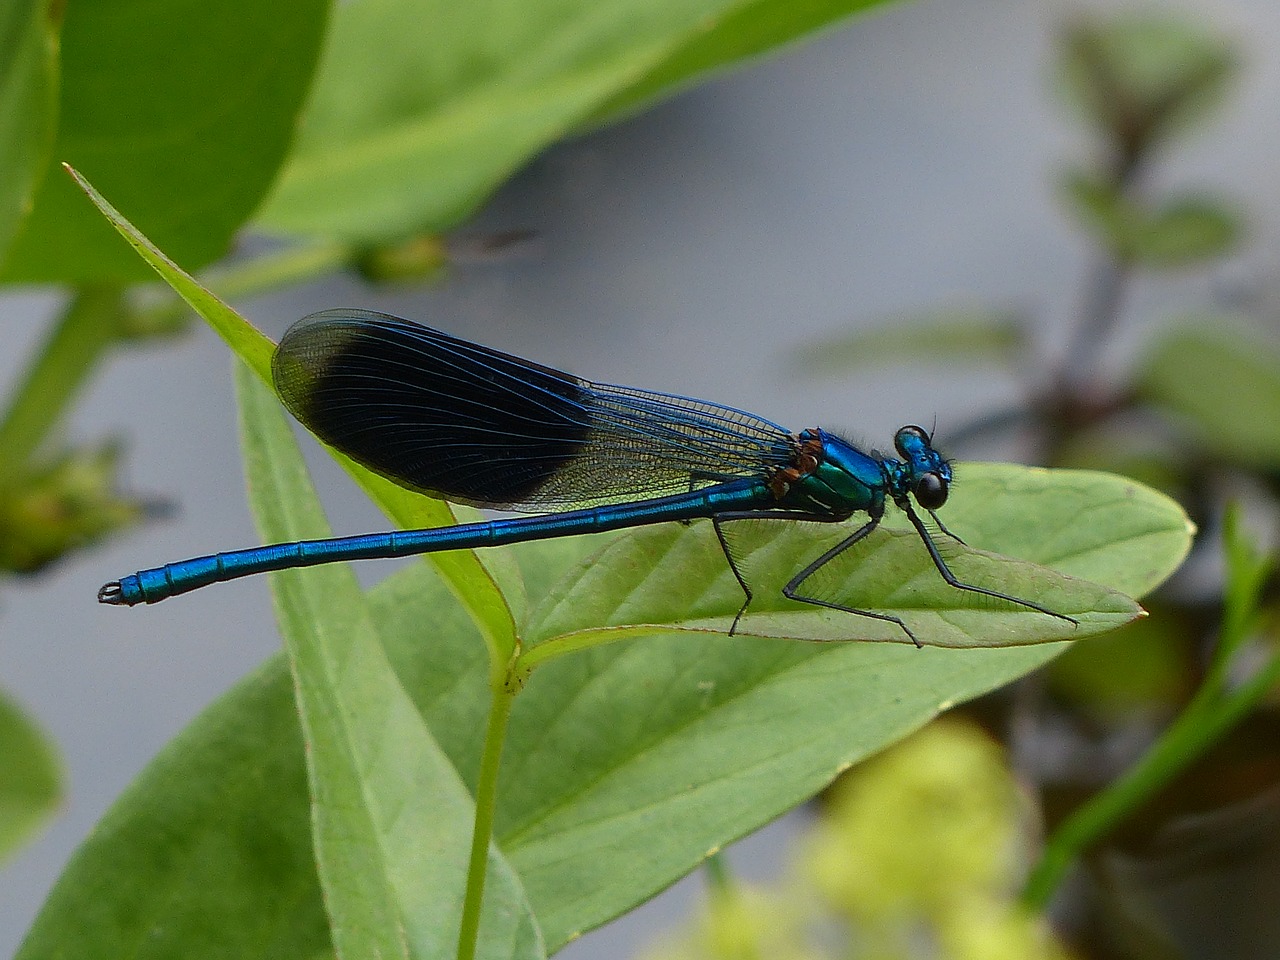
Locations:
893;424;951;509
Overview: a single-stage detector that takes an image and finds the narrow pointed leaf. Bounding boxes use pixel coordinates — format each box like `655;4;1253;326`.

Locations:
238;366;542;960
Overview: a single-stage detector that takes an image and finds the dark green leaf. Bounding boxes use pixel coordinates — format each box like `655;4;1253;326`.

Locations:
3;0;328;283
0;689;61;862
0;0;58;266
15;662;329;960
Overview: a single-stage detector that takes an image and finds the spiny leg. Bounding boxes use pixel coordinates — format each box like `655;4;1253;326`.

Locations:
929;509;965;545
901;499;1078;626
712;514;755;635
712;510;841;636
781;516;924;648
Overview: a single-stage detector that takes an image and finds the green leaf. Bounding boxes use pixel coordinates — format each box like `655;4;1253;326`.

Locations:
15;661;329;960
0;0;58;266
2;0;328;283
256;0;900;242
1137;319;1280;469
0;689;61;862
795;307;1025;376
236;365;542;959
522;464;1174;655
1133;196;1240;265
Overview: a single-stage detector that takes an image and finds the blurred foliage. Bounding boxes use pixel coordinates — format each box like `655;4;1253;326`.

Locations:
793;10;1280;959
639;720;1073;960
1056;16;1236;172
0;690;62;864
0;442;147;574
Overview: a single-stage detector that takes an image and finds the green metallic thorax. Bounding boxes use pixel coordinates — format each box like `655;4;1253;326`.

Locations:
776;429;888;519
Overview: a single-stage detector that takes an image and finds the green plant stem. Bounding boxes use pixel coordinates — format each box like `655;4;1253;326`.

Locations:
0;286;124;483
456;681;516;960
1023;646;1280;908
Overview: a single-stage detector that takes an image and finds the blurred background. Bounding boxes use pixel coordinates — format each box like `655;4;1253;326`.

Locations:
2;0;1279;957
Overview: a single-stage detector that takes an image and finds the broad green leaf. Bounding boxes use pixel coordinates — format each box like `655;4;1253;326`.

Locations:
521;464;1163;656
0;689;61;862
14;661;330;960
237;366;542;959
68;164;519;654
2;0;327;283
1138;320;1280;469
0;0;58;267
256;0;899;242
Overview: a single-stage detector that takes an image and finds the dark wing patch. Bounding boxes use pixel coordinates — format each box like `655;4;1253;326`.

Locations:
272;310;793;510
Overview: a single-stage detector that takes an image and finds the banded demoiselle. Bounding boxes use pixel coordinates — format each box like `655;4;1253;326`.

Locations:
99;309;1074;645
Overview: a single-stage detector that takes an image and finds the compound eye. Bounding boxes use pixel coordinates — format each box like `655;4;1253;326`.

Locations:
914;472;948;510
